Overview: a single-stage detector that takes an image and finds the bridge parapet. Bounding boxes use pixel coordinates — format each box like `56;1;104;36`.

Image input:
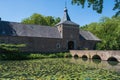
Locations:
70;50;120;62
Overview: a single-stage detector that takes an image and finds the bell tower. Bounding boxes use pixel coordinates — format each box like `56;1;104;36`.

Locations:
56;7;79;37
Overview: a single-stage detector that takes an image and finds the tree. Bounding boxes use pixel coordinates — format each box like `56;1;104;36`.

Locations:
81;16;120;50
21;13;60;26
71;0;120;16
45;16;61;26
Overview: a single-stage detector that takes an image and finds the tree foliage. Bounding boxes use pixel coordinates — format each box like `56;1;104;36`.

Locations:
81;16;120;50
21;13;61;26
71;0;120;16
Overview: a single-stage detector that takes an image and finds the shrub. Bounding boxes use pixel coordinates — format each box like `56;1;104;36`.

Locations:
0;52;72;60
64;53;72;58
0;43;26;53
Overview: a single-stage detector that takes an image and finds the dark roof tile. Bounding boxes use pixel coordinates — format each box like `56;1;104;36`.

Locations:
56;21;79;26
0;21;61;38
79;30;101;41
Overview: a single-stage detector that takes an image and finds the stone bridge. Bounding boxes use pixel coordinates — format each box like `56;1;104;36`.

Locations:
70;50;120;62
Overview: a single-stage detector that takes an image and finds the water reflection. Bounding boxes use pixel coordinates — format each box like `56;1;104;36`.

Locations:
107;61;118;66
92;59;101;64
82;58;88;61
71;58;120;72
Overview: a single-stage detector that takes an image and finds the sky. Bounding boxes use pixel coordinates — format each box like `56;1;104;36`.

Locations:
0;0;116;26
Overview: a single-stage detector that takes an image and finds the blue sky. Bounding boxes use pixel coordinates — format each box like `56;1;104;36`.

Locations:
0;0;116;26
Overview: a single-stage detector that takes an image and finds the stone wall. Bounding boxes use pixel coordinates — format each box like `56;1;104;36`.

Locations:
0;36;99;53
57;24;80;50
78;40;97;50
0;36;67;53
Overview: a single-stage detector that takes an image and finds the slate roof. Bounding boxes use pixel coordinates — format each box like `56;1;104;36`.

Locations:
57;20;79;26
0;7;100;41
0;21;100;41
0;21;61;38
62;7;71;21
79;30;101;41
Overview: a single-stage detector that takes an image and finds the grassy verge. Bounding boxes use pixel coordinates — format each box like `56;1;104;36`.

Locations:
0;52;72;60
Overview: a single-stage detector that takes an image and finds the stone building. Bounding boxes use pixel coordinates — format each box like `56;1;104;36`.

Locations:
0;7;101;53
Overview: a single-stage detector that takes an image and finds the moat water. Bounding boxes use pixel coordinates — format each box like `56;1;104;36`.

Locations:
0;58;120;79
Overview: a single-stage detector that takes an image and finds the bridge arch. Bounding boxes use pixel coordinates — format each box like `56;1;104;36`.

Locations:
82;55;88;61
82;55;88;59
74;54;79;58
92;55;101;60
107;57;118;62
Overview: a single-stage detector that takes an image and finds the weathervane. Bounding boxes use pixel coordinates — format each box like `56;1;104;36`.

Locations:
65;0;67;8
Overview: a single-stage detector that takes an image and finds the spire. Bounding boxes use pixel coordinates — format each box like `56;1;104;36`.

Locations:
56;3;79;26
62;7;71;21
